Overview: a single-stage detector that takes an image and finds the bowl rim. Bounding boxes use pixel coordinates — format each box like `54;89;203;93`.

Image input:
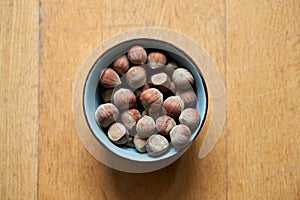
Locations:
82;38;209;162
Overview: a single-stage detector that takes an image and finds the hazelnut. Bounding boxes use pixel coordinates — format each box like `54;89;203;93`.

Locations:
165;61;178;75
133;134;147;153
139;88;163;111
135;84;150;99
149;106;166;120
179;108;200;130
95;103;119;127
169;81;177;94
146;134;169;156
107;123;129;145
176;89;197;108
172;68;194;89
100;88;114;103
127;46;147;64
121;109;141;133
156;115;176;136
147;52;167;69
113;88;136;109
99;68;121;88
112;55;130;76
169;124;191;149
150;72;171;92
136;116;156;138
126;66;147;89
163;96;184;118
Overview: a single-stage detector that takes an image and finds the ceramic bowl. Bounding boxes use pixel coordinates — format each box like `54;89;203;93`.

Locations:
83;38;208;163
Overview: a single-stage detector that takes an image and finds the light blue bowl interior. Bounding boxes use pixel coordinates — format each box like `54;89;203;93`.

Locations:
83;39;208;162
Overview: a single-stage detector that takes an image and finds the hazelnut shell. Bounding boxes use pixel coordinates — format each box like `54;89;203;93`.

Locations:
179;108;200;130
170;124;191;149
127;46;147;64
95;103;119;127
99;68;121;88
136;115;156;138
113;88;136;109
163;96;184;118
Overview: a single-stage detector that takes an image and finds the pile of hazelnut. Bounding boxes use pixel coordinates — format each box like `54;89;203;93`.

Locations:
95;45;200;157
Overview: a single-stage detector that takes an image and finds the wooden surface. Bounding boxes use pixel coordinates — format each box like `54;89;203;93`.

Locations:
0;0;299;199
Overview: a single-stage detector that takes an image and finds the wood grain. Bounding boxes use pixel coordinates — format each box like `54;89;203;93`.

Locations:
38;0;226;199
1;0;299;199
227;1;300;199
0;0;39;199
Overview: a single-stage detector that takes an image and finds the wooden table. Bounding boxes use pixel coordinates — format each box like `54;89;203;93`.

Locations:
1;1;299;199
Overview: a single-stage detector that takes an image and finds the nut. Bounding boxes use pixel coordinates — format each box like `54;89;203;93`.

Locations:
147;52;167;69
99;68;121;88
134;83;150;99
156;115;176;136
150;72;171;92
163;96;184;118
100;88;114;103
172;68;194;90
149;106;166;120
126;66;147;89
112;55;130;75
176;89;197;108
95;103;119;127
170;124;191;149
179;108;200;130
146;134;169;156
136;115;156;138
107;123;129;145
165;61;178;75
113;88;136;109
168;81;177;94
121;109;141;133
127;46;147;64
133;134;147;153
139;88;163;111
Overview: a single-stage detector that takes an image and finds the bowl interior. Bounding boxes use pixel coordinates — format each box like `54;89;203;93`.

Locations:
83;38;208;162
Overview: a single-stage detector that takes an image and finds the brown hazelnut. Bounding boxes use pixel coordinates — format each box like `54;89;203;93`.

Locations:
133;134;147;153
172;68;194;89
146;134;169;156
127;46;147;64
169;124;191;149
99;68;121;88
135;84;151;98
150;72;171;92
147;52;167;69
179;108;200;130
112;55;130;75
121;109;141;133
156;115;176;136
95;103;119;127
136;115;156;138
163;96;184;118
126;66;147;89
176;89;197;108
100;88;114;103
139;88;163;111
113;88;136;109
107;123;129;145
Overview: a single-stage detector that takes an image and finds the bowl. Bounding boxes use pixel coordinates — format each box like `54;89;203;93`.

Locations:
83;38;208;163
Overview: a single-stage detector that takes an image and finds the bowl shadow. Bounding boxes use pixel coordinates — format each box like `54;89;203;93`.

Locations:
105;143;202;200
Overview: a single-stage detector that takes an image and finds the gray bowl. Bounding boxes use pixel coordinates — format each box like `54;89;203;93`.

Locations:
83;38;208;163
